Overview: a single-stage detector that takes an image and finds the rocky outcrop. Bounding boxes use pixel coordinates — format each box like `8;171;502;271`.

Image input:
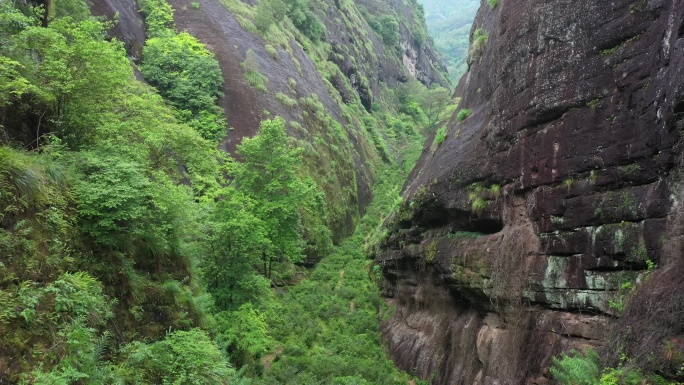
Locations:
90;0;147;61
376;0;684;383
386;0;450;87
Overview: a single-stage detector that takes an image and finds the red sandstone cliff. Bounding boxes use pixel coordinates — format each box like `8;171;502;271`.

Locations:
375;0;684;383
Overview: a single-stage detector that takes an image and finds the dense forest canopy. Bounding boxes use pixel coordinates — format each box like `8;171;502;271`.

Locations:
0;0;454;383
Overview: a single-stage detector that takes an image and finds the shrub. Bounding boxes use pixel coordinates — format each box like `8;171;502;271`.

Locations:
142;32;224;114
139;0;176;37
433;125;447;146
75;149;152;247
141;32;226;141
550;349;600;385
286;0;324;41
456;108;472;122
276;92;297;108
242;49;268;92
488;0;500;9
264;44;278;59
254;0;287;32
370;15;400;47
119;329;234;384
469;28;489;61
191;2;200;9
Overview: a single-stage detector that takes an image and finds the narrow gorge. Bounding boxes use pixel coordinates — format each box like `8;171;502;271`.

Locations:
1;0;683;383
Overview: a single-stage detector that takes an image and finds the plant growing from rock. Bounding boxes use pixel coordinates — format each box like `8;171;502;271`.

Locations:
242;49;268;93
468;28;489;63
276;92;297;108
550;349;600;385
457;108;472;122
468;183;500;215
468;184;487;215
433;125;447;146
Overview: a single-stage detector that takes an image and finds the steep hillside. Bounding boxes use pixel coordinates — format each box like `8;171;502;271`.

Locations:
94;0;449;242
375;0;684;383
419;0;478;84
0;0;452;382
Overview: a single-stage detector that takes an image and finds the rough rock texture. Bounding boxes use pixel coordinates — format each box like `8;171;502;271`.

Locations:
376;0;684;383
95;0;447;241
90;0;147;60
386;0;450;86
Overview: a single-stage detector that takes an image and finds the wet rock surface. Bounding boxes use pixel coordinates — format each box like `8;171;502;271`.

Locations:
376;0;684;383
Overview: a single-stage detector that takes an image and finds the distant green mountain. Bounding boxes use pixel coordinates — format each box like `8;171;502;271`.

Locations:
419;0;479;85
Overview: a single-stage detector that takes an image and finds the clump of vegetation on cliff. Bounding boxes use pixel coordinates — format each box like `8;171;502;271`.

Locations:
139;0;227;142
551;349;677;385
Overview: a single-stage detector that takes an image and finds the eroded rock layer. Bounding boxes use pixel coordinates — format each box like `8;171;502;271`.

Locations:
376;0;684;383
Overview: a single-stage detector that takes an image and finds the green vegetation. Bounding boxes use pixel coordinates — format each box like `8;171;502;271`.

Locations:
469;28;489;63
599;34;642;55
276;91;298;108
242;49;269;92
139;0;226;142
457;108;472;121
587;97;603;108
487;0;500;9
434;125;447;145
265;43;278;58
139;0;176;37
551;349;676;385
563;177;574;192
369;14;401;46
142;32;226;141
419;0;479;82
0;2;234;382
467;183;500;215
255;141;425;384
551;349;601;385
0;0;454;383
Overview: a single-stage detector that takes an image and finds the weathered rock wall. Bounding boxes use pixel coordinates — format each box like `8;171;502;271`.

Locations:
90;0;147;60
376;0;684;383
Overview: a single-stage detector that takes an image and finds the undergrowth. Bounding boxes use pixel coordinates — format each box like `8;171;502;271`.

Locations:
256;141;425;384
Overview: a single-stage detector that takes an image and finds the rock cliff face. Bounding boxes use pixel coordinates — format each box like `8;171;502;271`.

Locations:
93;0;448;242
376;0;684;383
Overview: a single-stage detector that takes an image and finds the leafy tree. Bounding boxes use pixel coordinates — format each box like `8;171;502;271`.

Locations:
0;56;36;107
142;33;226;141
203;188;271;310
6;17;131;148
74;147;153;247
233;118;310;278
49;0;92;23
418;86;450;129
373;15;400;47
139;0;176;37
